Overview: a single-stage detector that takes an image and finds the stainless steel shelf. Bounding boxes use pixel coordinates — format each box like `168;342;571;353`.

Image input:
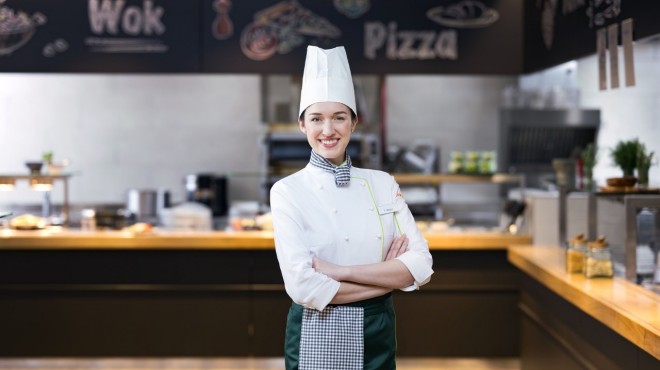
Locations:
0;173;73;226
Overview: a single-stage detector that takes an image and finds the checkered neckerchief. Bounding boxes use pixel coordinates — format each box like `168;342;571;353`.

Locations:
309;150;352;187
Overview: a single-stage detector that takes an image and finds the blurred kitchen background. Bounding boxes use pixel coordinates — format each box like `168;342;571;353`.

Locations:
1;38;659;226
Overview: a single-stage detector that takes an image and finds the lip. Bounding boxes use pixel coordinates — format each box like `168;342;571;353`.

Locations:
319;138;340;149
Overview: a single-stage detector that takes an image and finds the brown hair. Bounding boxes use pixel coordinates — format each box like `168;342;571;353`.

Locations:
299;106;357;122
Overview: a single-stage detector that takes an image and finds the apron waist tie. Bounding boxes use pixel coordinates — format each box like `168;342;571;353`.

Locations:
291;292;392;316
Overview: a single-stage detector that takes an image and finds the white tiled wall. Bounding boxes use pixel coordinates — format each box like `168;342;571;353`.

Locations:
0;74;262;205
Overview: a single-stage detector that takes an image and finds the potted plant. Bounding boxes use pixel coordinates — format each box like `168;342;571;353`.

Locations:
637;144;654;188
608;138;641;187
581;143;597;191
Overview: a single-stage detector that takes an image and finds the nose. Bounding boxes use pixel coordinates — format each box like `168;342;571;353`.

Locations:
321;119;334;136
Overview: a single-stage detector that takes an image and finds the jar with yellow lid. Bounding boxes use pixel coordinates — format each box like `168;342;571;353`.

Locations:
566;233;587;273
585;236;613;278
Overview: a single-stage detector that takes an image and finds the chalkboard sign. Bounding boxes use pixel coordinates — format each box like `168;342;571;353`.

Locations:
0;0;200;72
13;1;660;74
0;0;524;74
524;0;660;73
201;0;523;75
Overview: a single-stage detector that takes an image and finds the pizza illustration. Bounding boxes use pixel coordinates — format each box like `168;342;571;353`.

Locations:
426;0;499;29
241;0;341;61
0;2;46;56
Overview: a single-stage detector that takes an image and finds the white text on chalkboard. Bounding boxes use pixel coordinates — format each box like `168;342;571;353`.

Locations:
364;22;457;60
89;0;165;36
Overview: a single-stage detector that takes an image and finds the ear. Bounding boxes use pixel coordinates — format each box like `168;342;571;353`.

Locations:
299;118;306;134
351;118;358;132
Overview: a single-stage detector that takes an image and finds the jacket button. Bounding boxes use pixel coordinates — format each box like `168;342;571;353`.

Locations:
376;234;382;239
344;236;349;241
369;207;374;211
332;208;338;213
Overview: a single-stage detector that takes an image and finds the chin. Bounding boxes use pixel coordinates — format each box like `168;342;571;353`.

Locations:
316;148;344;162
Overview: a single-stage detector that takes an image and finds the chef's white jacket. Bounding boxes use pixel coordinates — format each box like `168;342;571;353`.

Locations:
270;164;434;311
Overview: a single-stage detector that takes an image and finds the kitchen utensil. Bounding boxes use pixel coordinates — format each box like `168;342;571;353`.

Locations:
25;161;43;175
125;189;158;223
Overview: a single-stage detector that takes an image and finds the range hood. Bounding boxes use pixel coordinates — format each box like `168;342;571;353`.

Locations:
499;109;600;188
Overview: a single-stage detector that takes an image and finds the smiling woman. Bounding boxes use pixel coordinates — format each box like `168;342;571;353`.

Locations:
299;102;356;165
270;46;433;370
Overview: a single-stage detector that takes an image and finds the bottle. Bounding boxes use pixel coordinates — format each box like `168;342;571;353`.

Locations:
566;233;587;273
585;235;613;278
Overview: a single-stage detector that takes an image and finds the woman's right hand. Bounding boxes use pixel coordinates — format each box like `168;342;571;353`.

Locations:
385;234;409;261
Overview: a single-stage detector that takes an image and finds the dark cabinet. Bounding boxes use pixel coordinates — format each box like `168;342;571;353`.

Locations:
0;248;521;357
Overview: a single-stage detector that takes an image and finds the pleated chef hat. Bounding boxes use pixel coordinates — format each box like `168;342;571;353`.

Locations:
299;46;357;118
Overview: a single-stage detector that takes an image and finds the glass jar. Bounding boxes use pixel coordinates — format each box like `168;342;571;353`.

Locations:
566;233;587;273
585;236;613;278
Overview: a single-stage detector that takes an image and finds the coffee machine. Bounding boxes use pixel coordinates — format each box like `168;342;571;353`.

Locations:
184;174;229;217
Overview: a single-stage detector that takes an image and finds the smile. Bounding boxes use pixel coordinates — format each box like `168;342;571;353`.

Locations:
320;139;340;147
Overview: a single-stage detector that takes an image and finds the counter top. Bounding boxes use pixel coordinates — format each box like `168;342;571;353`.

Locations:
0;229;531;250
508;245;660;360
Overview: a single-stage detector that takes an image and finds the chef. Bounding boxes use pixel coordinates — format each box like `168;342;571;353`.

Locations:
270;45;434;370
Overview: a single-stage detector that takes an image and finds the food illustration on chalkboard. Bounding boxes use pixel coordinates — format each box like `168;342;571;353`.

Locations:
240;0;341;61
0;0;46;56
42;38;69;58
333;0;370;19
586;0;621;28
426;0;499;29
212;0;233;40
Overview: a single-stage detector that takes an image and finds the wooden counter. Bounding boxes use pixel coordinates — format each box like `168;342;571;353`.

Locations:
0;228;530;357
0;228;531;250
508;245;660;367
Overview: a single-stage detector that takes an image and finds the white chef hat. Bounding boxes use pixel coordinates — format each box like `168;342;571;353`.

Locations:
299;46;357;118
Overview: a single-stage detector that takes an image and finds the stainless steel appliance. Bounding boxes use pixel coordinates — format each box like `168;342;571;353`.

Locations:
184;174;229;217
126;188;171;224
499;108;600;188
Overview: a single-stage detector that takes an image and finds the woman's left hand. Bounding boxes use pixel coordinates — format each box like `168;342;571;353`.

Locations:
313;257;348;281
385;234;409;261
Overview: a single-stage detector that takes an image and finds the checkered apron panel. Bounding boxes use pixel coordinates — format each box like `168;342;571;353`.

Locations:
299;306;364;370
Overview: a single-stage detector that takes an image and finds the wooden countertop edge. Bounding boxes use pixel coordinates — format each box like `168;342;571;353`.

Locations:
0;231;531;250
508;245;660;360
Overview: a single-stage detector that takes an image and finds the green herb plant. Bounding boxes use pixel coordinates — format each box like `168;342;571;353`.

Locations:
637;144;655;187
581;143;597;191
42;151;53;164
610;139;641;177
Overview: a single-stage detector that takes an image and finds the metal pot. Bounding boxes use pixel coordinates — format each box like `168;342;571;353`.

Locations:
126;189;158;222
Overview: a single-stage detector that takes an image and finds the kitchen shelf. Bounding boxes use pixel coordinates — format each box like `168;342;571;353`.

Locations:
0;173;73;226
391;173;527;222
392;173;525;186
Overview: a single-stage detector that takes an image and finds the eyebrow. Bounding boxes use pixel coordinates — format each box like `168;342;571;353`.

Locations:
308;111;349;116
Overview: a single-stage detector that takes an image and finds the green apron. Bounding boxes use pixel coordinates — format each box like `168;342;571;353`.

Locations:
284;293;396;370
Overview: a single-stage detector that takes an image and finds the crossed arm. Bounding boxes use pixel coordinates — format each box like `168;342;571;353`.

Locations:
313;235;414;304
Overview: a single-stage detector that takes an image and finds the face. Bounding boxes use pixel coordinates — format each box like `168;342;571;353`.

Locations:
299;102;357;165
